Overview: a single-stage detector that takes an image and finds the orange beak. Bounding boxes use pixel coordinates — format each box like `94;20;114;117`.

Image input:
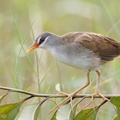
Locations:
27;42;39;52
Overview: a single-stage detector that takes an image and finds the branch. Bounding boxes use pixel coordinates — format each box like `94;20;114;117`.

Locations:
0;86;119;99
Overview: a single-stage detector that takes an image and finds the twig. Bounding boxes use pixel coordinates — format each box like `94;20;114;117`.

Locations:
98;99;108;108
0;86;119;98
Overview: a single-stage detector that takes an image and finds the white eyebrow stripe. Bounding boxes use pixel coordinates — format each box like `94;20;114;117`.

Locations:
45;36;50;41
37;37;41;44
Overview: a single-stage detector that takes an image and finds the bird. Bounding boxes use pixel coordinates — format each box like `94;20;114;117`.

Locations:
27;32;120;112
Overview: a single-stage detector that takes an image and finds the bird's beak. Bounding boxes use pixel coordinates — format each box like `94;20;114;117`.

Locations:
27;41;39;52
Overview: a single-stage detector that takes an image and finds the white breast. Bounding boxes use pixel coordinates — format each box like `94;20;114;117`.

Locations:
47;44;101;71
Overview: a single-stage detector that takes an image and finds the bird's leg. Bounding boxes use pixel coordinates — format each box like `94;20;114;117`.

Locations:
95;70;101;94
81;70;109;110
95;70;109;100
49;71;91;114
70;70;90;96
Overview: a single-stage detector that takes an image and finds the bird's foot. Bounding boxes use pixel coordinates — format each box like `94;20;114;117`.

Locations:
95;91;109;101
49;92;75;114
81;92;109;110
57;91;69;96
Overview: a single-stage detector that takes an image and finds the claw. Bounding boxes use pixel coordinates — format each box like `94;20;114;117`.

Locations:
57;91;69;96
49;93;74;114
97;92;109;101
81;92;109;110
49;72;91;114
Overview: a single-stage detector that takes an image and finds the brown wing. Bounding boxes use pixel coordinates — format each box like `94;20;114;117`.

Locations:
74;32;120;62
62;32;120;62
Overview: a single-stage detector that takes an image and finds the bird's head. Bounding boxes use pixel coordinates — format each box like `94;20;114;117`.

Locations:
27;32;59;52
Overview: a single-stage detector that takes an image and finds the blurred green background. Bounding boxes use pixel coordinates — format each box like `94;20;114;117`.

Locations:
0;0;120;119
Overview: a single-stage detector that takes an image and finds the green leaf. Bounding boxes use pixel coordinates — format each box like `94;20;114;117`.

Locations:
0;95;5;104
74;107;99;120
113;116;120;120
110;96;120;107
68;103;77;120
0;92;10;104
18;103;40;120
50;111;57;120
56;104;71;120
110;96;120;118
69;107;76;120
50;104;72;120
32;103;41;120
0;101;23;120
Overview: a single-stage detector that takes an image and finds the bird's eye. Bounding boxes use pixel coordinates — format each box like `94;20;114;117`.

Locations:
38;37;45;44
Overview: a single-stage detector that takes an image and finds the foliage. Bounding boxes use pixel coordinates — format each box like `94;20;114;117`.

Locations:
110;96;120;119
0;94;120;119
